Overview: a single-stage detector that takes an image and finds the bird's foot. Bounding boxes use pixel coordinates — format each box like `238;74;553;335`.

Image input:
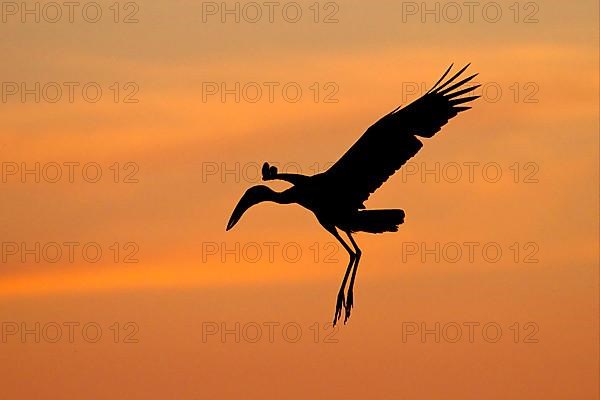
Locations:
261;162;278;181
332;290;346;327
344;290;354;324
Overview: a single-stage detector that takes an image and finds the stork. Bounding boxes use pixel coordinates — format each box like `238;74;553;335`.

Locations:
226;64;480;326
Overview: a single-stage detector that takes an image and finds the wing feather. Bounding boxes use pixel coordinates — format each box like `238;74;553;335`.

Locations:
320;65;479;209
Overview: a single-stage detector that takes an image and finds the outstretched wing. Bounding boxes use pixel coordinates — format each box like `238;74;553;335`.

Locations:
320;64;480;209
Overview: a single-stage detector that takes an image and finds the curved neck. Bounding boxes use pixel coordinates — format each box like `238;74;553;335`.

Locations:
268;187;295;205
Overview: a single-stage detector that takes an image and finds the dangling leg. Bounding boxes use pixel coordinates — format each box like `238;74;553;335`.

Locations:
344;232;362;324
325;225;355;327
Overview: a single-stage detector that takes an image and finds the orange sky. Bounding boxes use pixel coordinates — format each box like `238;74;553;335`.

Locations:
0;0;598;398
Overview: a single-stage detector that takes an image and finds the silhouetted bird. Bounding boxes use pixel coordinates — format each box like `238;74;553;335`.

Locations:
226;64;480;326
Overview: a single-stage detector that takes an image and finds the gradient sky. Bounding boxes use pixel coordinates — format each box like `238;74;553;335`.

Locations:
0;0;598;398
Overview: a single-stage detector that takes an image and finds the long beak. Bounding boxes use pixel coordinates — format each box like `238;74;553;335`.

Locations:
226;195;254;231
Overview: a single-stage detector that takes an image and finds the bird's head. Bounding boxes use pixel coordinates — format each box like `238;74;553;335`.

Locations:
226;185;277;231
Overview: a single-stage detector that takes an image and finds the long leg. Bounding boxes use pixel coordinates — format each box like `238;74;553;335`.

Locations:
344;232;362;324
325;225;355;327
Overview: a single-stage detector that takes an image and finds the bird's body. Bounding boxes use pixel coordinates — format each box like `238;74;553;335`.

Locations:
226;64;480;326
275;178;404;233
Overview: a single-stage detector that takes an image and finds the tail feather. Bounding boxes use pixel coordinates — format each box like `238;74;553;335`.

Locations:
350;209;405;234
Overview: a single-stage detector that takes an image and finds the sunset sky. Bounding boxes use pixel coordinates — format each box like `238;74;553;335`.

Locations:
0;0;598;398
